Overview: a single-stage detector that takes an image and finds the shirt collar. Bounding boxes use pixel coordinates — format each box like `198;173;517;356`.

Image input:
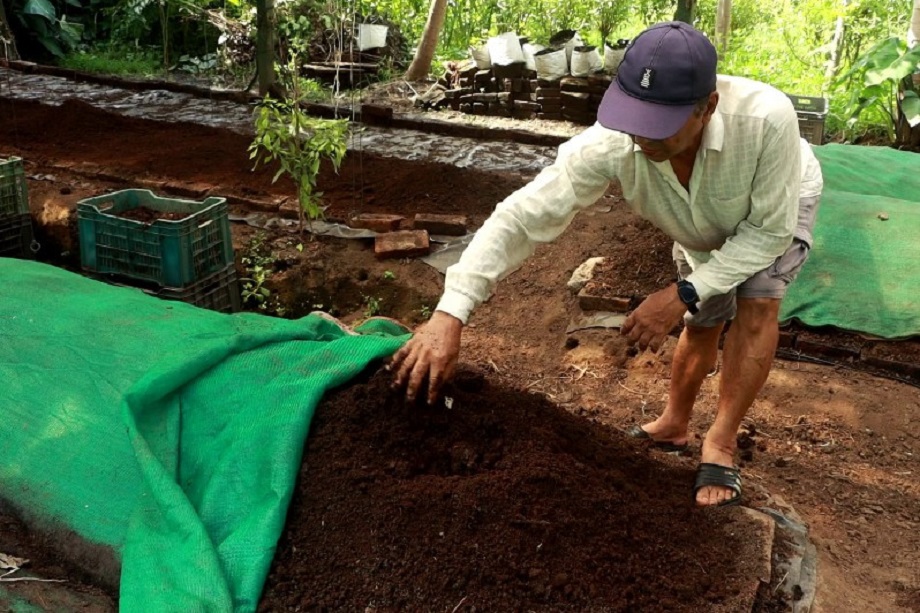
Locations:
701;107;724;152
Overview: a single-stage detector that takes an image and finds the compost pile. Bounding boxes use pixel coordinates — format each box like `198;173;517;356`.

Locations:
260;369;763;611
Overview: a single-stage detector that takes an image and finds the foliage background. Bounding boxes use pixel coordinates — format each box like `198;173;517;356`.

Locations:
3;0;916;138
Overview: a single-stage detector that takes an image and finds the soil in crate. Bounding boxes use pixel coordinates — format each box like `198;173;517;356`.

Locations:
113;206;191;223
260;369;766;612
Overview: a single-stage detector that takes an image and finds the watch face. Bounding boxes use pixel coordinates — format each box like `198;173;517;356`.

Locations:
678;284;696;303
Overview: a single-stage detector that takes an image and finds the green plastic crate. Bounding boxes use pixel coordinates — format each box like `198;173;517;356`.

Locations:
0;157;30;219
155;263;242;313
0;214;35;259
77;189;234;288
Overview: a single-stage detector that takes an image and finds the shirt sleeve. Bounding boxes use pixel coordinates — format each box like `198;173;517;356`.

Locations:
436;124;618;324
684;111;802;301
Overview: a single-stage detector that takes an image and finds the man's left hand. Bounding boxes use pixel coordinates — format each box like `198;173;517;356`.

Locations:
621;284;688;352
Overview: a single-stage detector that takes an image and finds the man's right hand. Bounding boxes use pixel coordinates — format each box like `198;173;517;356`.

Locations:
388;310;463;405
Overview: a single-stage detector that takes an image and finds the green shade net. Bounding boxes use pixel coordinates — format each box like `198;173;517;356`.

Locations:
780;144;920;339
0;259;410;611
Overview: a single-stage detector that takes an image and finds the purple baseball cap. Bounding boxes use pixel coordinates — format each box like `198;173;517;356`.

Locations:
597;22;717;140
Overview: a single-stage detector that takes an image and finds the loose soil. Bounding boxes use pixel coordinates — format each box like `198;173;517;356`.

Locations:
112;206;191;223
0;507;116;611
261;369;766;612
1;95;919;612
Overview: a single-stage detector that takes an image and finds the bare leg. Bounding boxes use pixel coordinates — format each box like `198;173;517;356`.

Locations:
696;297;781;506
640;322;724;445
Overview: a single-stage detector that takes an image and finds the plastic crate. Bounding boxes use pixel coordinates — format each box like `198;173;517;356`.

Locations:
77;189;234;287
0;157;30;219
155;264;242;313
0;213;35;259
786;94;828;146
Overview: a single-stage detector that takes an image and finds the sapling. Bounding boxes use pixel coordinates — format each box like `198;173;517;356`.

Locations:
249;69;349;233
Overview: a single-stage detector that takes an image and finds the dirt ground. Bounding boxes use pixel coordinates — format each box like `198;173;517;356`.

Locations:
1;96;919;612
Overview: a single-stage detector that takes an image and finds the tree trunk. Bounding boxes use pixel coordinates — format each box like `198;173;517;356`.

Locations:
898;0;920;147
255;0;280;97
673;0;696;24
714;0;732;54
824;2;847;85
0;0;20;60
159;1;170;68
404;0;448;81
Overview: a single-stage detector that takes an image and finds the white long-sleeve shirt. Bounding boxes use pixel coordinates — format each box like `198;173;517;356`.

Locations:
437;75;824;324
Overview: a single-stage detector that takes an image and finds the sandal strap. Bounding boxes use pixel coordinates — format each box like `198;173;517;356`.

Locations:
693;463;742;497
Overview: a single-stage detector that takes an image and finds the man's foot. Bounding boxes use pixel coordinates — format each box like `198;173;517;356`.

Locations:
626;417;689;448
625;425;689;453
695;439;740;506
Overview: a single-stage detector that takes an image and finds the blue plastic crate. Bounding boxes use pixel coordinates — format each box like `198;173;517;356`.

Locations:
77;189;234;287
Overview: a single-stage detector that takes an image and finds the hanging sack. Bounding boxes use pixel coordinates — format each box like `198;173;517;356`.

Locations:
571;45;602;77
533;47;568;81
357;23;389;51
487;32;525;66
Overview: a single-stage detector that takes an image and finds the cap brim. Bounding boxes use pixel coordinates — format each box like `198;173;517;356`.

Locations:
597;82;695;140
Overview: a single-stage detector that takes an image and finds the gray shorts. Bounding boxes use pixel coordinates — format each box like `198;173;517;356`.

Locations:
674;196;819;328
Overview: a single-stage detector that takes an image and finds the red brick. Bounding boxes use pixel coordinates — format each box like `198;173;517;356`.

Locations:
560;77;590;93
136;178;168;192
350;213;405;233
414;213;468;236
164;181;211;198
577;288;631;312
375;230;431;259
535;87;561;99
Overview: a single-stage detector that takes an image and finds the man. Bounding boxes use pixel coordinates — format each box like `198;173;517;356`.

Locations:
389;21;823;507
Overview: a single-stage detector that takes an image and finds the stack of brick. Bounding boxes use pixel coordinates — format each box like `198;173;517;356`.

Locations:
445;63;615;125
535;80;562;120
450;62;542;119
587;73;614;118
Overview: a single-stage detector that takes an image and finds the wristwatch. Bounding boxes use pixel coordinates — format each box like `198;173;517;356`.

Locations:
676;280;700;314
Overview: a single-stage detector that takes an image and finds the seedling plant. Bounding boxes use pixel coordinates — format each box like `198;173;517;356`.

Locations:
249;67;349;233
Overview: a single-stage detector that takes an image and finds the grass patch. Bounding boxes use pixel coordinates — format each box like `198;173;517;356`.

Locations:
59;48;163;77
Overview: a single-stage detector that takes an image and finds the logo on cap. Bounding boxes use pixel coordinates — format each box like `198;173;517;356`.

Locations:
639;68;654;89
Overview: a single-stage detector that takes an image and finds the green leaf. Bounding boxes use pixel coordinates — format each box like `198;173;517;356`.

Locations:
22;0;56;21
37;34;65;57
903;92;920;128
59;20;83;47
865;46;920;86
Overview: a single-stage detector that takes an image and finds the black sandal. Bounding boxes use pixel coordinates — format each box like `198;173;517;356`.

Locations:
693;463;742;507
625;424;689;453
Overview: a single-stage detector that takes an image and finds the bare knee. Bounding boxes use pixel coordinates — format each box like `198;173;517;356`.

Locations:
734;298;781;335
681;323;723;370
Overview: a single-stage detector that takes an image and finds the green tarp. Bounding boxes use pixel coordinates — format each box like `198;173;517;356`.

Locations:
780;144;920;339
0;259;409;611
